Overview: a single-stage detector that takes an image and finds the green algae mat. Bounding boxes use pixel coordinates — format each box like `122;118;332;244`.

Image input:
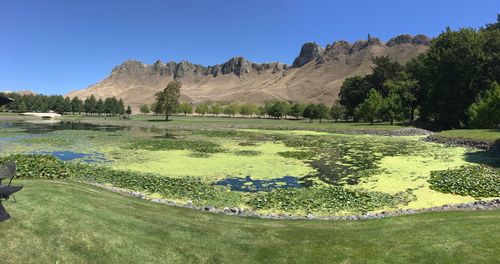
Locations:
0;121;499;215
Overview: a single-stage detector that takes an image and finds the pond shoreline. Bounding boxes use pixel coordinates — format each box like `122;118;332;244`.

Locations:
87;181;500;221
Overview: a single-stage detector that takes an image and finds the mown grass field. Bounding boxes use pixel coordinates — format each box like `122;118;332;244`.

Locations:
1;180;499;264
437;129;500;142
63;113;409;131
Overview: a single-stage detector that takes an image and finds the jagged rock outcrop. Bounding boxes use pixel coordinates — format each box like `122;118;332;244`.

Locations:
412;34;431;46
387;34;414;46
67;34;430;111
292;42;325;67
387;34;431;47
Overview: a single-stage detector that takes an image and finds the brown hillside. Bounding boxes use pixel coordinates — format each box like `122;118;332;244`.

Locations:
67;34;429;110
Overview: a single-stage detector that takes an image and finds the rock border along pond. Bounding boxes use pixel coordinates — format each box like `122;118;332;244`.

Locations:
89;182;500;221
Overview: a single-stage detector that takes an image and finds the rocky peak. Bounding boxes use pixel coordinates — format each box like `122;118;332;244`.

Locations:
112;60;145;74
387;34;413;46
412;34;431;46
219;57;253;76
387;34;431;46
292;42;325;68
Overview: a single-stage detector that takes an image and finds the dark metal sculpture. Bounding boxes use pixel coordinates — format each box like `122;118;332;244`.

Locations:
0;95;19;221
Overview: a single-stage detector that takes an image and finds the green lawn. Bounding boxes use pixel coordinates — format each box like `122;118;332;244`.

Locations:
1;180;499;264
437;129;500;142
61;114;409;131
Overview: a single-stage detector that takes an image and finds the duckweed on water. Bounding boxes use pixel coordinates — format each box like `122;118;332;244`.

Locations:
277;151;318;160
124;139;225;153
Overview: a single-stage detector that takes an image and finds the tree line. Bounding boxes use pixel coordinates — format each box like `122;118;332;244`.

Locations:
339;15;500;129
146;81;343;122
1;93;132;116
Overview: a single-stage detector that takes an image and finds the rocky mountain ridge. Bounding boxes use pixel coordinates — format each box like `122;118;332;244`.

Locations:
67;34;430;110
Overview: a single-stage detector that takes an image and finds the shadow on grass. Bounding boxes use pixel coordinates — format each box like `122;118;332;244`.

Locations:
465;148;500;168
147;119;174;122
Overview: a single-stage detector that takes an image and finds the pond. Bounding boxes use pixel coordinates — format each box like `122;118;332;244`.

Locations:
0;119;498;212
214;176;302;192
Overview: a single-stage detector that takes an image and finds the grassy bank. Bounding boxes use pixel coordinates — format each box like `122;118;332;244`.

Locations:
436;129;500;142
1;180;499;264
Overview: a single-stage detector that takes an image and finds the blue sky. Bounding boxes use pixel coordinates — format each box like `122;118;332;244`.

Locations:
0;0;498;95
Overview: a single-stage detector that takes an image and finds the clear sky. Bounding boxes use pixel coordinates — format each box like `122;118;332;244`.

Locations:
0;0;498;95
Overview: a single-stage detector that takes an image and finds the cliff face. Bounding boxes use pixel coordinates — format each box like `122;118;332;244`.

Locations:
67;34;429;109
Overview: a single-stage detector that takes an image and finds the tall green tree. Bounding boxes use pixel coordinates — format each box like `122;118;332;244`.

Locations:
96;98;105;116
71;97;84;114
84;95;97;115
303;103;317;122
407;26;497;128
290;103;305;119
468;82;500;128
315;103;330;123
355;89;384;125
330;103;345;122
155;81;181;121
339;76;371;119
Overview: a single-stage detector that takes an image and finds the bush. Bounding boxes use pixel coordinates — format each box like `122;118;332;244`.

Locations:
429;165;500;198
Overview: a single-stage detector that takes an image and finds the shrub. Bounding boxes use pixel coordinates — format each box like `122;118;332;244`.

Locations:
429;165;500;198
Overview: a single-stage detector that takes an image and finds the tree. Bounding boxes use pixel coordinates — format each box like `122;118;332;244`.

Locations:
314;103;329;123
17;101;27;113
117;99;125;115
380;91;404;125
383;72;419;121
369;56;404;96
468;82;500;128
267;101;290;119
178;102;193;116
155;81;181;121
355;89;384;125
210;104;222;116
194;103;209;116
289;103;305;119
96;98;105;116
63;97;72;114
339;76;371;119
303;103;317;122
71;97;84;114
139;104;150;115
223;103;240;117
240;103;259;117
104;98;114;116
330;103;345;122
126;105;132;115
84;95;97;115
407;27;496;128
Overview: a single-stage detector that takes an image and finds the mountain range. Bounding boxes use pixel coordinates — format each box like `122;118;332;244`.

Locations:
67;34;430;110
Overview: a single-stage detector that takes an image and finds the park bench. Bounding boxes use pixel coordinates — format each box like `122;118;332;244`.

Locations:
0;161;23;221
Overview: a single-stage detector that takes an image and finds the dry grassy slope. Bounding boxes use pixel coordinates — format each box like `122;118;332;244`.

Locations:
67;41;428;110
